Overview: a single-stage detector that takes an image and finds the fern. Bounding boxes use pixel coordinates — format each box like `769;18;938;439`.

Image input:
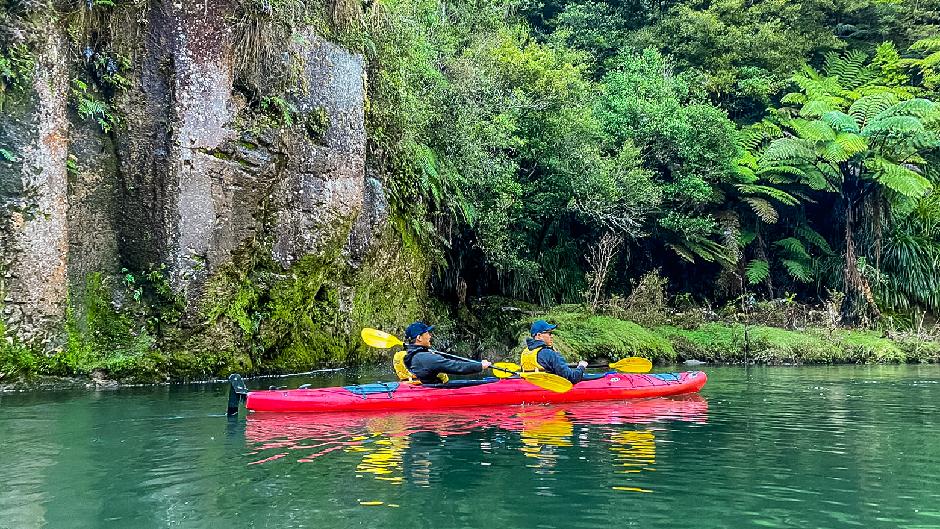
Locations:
867;157;932;198
795;225;833;255
834;132;867;156
818;140;851;163
737;184;800;206
781;258;813;282
791;119;836;142
745;259;770;284
863;115;925;139
745;197;779;223
849;93;899;126
775;237;811;260
800;99;837;118
821;111;860;133
762;138;815;163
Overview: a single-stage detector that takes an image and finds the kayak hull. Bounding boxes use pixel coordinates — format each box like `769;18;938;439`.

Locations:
245;371;707;413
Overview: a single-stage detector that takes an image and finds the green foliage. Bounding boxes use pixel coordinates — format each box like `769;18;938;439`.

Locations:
544;312;676;361
745;259;770;285
56;273;159;381
0;320;41;381
0;43;34;111
656;323;919;363
70;78;119;133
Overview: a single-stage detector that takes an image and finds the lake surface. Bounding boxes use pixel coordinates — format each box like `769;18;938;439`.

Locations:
1;365;939;529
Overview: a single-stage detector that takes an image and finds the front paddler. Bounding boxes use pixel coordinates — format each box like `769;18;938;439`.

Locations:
393;321;491;384
520;320;588;384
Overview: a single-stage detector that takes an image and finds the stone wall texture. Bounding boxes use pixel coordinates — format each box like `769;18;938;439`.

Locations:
0;0;412;356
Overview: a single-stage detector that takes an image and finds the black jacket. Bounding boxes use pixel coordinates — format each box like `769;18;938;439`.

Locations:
403;344;484;384
525;338;585;384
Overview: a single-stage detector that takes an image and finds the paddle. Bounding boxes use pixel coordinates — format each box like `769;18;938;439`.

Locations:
360;328;573;393
491;357;653;379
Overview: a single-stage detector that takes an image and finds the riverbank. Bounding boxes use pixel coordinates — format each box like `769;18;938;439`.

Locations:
3;296;939;390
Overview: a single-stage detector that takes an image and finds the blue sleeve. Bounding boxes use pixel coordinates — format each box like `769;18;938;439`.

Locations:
426;355;483;375
538;349;584;383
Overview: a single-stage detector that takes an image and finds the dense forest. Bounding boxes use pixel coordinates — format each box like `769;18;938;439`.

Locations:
3;0;940;381
351;0;940;326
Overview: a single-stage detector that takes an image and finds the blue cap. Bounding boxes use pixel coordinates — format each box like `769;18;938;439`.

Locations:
405;322;434;340
529;319;557;336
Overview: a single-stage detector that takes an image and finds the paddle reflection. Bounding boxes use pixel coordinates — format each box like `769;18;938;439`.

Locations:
245;395;707;491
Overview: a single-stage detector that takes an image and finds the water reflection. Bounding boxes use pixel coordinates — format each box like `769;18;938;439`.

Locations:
245;395;708;495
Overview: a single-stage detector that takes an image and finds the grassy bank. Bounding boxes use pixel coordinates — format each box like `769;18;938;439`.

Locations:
508;312;940;365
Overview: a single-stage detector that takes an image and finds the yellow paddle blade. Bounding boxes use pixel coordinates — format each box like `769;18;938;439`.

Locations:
361;328;404;349
518;372;573;393
492;362;521;378
609;357;653;373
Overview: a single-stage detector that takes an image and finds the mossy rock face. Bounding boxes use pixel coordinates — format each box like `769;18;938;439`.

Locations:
542;312;676;362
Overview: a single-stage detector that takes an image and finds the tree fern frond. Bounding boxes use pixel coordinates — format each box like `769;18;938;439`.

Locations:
762;138;815;162
818;140;851;163
781;92;807;105
791;119;836;141
910;38;940;52
800;99;837;117
738;184;800;206
667;243;697;263
834;132;867;157
849;93;900;126
873;98;936;121
781;258;813;282
795;225;833;254
866;157;933;198
745;197;779;223
821;111;860;133
745;259;770;284
863;115;925;138
775;237;811;260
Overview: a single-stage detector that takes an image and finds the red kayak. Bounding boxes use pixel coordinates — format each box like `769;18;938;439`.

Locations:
228;371;707;414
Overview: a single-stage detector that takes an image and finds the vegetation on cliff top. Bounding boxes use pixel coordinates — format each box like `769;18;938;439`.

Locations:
5;0;940;383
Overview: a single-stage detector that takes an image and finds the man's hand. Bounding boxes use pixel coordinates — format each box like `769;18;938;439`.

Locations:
481;360;492;370
577;360;588;369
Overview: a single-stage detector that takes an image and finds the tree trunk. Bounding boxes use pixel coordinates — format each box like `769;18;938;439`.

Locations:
840;197;881;326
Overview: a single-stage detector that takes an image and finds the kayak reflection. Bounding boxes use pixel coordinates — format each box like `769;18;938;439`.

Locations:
246;395;707;485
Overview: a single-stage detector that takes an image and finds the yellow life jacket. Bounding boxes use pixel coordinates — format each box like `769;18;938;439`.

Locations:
393;351;418;382
519;346;544;372
393;350;449;383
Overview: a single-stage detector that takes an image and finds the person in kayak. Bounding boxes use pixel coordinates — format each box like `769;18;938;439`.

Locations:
520;320;588;384
395;322;492;384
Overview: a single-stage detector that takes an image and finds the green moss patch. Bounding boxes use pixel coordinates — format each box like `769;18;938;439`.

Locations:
543;312;675;362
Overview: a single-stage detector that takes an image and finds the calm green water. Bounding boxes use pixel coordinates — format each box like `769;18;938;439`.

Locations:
2;365;939;529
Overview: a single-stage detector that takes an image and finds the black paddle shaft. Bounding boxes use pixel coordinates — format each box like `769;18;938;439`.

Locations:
431;349;517;376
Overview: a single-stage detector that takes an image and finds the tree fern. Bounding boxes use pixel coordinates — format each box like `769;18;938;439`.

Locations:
775;237;811;260
781;258;813;282
737;184;800;206
745;197;779;223
849;93;899;126
795;225;833;254
821;111;860;133
866;157;933;198
745;259;770;285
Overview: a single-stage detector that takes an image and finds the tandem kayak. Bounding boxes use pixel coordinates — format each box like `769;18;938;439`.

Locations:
227;370;707;414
